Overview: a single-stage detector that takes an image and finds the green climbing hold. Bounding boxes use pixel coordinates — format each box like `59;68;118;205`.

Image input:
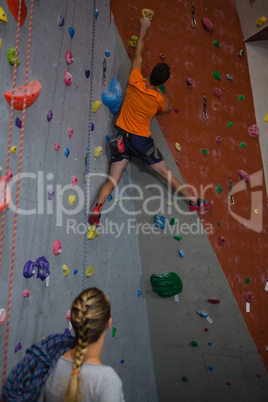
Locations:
227;122;233;128
245;277;250;284
174;235;182;241
112;327;117;337
202;148;207;156
159;84;166;94
239;142;246;148
191;341;198;347
213;70;221;81
217;222;221;226
150;272;183;298
182;376;188;382
238;95;245;100
170;217;177;226
216;184;223;194
0;166;2;177
213;40;220;49
7;47;21;66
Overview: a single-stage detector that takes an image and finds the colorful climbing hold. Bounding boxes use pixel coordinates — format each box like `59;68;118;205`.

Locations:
182;376;188;382
202;149;207;156
208;298;220;304
216;184;223;194
7;47;20;66
14;343;22;353
68;129;73;139
237;169;250;183
64;148;70;157
213;40;220;49
174;108;179;113
129;35;138;48
65;50;74;65
159;84;166;94
85;69;90;78
159;53;165;59
47;189;54;200
23;260;37;278
0;309;6;326
227;122;233;128
170;218;177;225
108;194;113;201
87;225;99;240
245;277;250;284
92;100;101;113
238;95;245;100
174;235;182;241
202;17;213;32
238;49;244;57
105;50;111;57
191;341;198;347
86;266;95;277
0;7;7;24
53;240;62;256
105;135;110;142
226;74;233;81
22;290;30;297
64;71;73;86
36;256;50;281
256;17;266;26
217;222;221;226
6;169;13;183
120;360;124;364
95;9;99;20
213;87;222;98
68;26;74;38
69;195;76;206
47;110;53;122
112;327;117;337
186;78;193;86
0;39;2;50
150;272;183;298
208;366;214;371
142;9;154;21
0;177;11;211
6;0;27;26
102;78;122;114
58;14;64;26
62;265;70;277
175;142;181;151
216;136;222;143
204;328;209;332
213;71;221;81
239;142;246;148
154;214;165;229
264;114;268;123
54;143;60;151
11;146;17;154
15;117;22;128
4;80;42;110
248;124;259;138
178;250;184;258
74;269;78;275
72;176;78;186
226;381;232;385
218;236;226;245
137;290;141;297
94;146;103;158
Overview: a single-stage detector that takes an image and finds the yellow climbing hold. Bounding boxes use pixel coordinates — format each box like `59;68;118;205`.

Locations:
69;195;76;206
0;39;2;50
0;7;7;24
142;9;154;21
62;264;70;277
167;202;174;207
87;225;99;240
92;100;101;113
255;209;258;214
94;146;103;158
115;198;120;202
86;266;95;277
256;17;266;26
264;113;268;123
175;142;181;151
129;35;138;48
11;146;17;154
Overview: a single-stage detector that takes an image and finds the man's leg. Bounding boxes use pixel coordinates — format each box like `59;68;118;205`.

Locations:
149;160;213;210
88;159;129;226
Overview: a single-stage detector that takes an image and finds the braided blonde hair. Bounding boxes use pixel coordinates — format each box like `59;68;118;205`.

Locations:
63;287;111;402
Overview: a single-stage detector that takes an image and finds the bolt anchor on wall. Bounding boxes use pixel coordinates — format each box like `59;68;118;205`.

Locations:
228;178;235;205
202;94;208;120
103;58;106;86
190;2;197;27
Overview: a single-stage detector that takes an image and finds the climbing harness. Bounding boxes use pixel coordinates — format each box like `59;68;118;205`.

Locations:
190;2;197;27
228;178;235;205
82;0;96;290
202;94;208;120
103;57;106;86
0;0;35;392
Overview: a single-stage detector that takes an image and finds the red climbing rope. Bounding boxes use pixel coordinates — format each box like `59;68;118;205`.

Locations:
1;0;34;392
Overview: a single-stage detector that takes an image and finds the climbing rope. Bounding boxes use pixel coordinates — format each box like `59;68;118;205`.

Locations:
82;0;96;290
1;0;34;392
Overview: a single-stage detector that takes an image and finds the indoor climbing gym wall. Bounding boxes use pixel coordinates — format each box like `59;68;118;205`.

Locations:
0;1;267;402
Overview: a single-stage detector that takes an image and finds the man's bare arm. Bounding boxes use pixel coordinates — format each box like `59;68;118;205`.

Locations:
156;88;173;113
132;17;150;70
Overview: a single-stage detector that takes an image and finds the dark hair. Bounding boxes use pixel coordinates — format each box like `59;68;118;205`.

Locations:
149;63;170;86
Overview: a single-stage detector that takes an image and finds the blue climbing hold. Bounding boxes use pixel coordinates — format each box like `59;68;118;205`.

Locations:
137;290;141;297
105;135;110;142
95;9;99;20
74;269;78;275
64;148;70;157
209;366;214;371
101;78;122;115
208;342;212;346
178;249;184;258
154;214;165;229
105;50;111;57
120;359;124;364
108;194;113;202
68;27;74;38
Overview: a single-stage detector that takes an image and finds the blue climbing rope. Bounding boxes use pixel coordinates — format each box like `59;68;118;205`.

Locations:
82;1;96;290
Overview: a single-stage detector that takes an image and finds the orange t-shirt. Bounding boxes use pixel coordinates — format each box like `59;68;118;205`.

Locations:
116;68;166;137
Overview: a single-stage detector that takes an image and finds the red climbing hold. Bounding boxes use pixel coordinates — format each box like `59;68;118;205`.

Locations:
4;80;42;110
248;124;259;138
226;381;232;385
202;17;213;32
65;50;74;65
236;169;250;183
244;292;253;303
0;177;11;211
7;0;27;26
213;87;222;98
159;53;165;59
186;78;193;86
208;298;221;304
64;71;73;86
218;236;226;245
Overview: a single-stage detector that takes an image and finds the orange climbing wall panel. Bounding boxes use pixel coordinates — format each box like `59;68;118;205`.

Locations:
111;0;268;370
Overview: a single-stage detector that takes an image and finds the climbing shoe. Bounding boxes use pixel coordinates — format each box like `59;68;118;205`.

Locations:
189;198;213;212
88;203;102;227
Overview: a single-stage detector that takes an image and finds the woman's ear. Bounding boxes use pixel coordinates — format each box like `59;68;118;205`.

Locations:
107;317;112;329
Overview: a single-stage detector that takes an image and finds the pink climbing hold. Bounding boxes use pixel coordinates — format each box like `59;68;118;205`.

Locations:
208;298;221;304
174;108;179;113
22;289;30;297
213;87;222;98
216;136;222;143
72;176;78;186
68;129;73;139
7;169;13;183
65;50;74;65
226;381;232;385
54;143;60;151
53;240;62;256
66;308;71;321
244;292;253;303
202;17;213;32
218;236;226;245
159;53;165;59
236;169;250;183
186;78;193;86
64;71;73;86
248;124;259;138
0;308;6;325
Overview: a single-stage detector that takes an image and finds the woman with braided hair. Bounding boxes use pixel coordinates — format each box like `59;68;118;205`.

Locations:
44;287;125;402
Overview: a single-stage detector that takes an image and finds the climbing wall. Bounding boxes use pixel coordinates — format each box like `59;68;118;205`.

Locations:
111;0;268;400
0;1;158;401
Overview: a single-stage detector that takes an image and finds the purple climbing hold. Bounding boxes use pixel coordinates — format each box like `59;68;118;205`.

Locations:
15;117;22;128
47;110;53;122
14;343;22;353
65;328;71;335
36;256;50;281
202;17;213;32
91;123;95;131
85;70;90;78
58;14;64;27
23;260;37;278
213;87;222;98
47;189;54;200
